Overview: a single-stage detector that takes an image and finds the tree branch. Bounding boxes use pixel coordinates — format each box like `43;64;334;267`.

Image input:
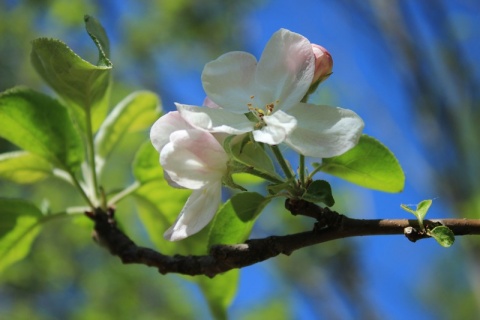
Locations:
86;201;480;278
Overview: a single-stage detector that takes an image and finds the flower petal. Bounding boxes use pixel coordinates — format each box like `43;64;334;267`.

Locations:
164;181;222;241
284;103;364;158
176;103;254;134
255;29;315;112
160;129;228;189
150;111;192;153
202;52;257;113
252;110;297;145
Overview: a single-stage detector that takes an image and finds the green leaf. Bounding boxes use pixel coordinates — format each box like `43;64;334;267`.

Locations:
208;192;268;247
429;226;455;248
132;141;164;185
31;29;112;133
400;199;432;230
197;271;239;320
302;180;335;206
0;151;53;183
84;15;110;66
319;134;405;193
0;87;83;172
95;91;162;172
0;198;43;273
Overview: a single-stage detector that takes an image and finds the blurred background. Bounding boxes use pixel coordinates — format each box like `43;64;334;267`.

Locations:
1;0;479;319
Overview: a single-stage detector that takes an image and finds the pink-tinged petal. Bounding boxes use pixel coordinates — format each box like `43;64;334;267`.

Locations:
176;103;254;134
284;103;364;158
203;96;221;109
202;52;257;113
252;110;297;145
150;111;192;153
255;29;315;112
160;129;228;189
164;181;222;241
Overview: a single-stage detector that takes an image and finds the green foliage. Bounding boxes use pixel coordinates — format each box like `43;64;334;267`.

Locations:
197;272;239;320
401;199;432;230
208;192;269;247
302;180;335;207
319;134;405;193
0;87;83;173
0;151;53;184
95;91;161;173
30;35;112;133
430;226;455;248
0;198;43;273
401;199;455;247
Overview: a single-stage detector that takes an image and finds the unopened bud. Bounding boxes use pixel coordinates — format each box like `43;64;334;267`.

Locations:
311;44;333;85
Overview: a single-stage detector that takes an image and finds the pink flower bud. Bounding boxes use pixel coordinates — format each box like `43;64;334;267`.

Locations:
311;44;333;84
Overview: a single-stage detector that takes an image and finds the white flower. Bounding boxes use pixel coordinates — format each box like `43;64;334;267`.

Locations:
176;28;364;158
150;111;228;241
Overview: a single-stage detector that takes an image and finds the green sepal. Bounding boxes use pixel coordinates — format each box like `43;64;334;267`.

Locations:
302;180;335;207
319;134;405;193
0;87;83;173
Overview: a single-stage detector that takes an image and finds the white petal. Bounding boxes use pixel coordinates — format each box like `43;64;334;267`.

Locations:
160;129;228;189
285;103;364;158
202;52;257;114
252;110;297;145
164;181;222;241
176;103;254;134
150;111;192;152
254;29;315;112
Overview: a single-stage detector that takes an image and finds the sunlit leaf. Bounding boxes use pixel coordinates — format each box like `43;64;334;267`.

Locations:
31;25;112;133
319;134;405;192
429;226;455;248
401;199;433;230
0;198;43;273
95;91;161;173
0;87;83;172
208;192;269;247
0;151;53;183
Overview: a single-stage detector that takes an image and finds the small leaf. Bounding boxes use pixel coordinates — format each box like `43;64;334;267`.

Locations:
400;199;433;230
208;192;269;247
84;15;110;66
31;30;112;133
95;91;161;172
0;87;83;172
319;134;405;192
0;151;53;183
302;180;335;207
0;198;43;273
416;199;432;220
429;226;455;248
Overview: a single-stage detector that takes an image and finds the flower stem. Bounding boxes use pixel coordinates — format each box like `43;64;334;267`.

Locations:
299;154;306;188
271;145;295;180
245;167;284;184
108;181;141;206
69;171;95;209
85;108;99;203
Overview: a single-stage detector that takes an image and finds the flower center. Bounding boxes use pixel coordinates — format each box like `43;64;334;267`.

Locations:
246;95;279;129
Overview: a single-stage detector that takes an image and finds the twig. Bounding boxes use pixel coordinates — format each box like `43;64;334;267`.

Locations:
86;202;480;278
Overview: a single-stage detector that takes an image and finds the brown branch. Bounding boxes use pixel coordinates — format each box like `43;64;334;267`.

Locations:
86;202;480;278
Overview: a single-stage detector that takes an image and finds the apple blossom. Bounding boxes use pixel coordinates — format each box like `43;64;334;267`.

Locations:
176;28;364;158
150;111;228;241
